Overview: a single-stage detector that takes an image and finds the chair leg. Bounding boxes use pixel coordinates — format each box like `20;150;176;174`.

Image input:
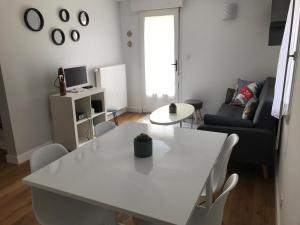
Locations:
191;113;195;129
262;164;269;179
198;109;203;121
112;112;119;126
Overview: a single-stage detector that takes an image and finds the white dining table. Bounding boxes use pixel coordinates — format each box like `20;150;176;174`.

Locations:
23;122;227;225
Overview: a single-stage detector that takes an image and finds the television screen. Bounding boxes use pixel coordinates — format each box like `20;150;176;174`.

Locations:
64;66;88;89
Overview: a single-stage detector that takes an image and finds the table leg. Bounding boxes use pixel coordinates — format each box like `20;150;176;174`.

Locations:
206;171;213;208
180;122;182;128
198;110;204;121
191;114;194;129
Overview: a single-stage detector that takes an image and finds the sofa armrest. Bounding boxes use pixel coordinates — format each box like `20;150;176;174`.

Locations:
198;125;275;166
204;114;254;128
198;124;274;137
225;88;236;104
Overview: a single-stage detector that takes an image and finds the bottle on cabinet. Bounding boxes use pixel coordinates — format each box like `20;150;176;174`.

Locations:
58;67;66;96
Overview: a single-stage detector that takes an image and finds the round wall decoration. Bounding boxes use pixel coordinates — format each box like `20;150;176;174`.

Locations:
127;30;133;37
24;8;44;32
78;11;89;26
70;30;80;42
51;28;65;46
59;9;70;22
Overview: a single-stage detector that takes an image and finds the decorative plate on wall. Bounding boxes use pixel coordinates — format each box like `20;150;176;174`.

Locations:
78;11;89;26
70;29;80;42
59;9;70;22
24;7;89;45
51;28;65;45
24;8;44;32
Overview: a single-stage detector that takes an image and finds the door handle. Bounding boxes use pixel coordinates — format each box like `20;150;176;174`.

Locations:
172;60;178;71
289;51;297;59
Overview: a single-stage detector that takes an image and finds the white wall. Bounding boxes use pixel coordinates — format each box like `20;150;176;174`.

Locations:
0;0;123;161
120;2;143;112
0;66;16;155
120;0;280;113
277;46;300;224
130;0;183;11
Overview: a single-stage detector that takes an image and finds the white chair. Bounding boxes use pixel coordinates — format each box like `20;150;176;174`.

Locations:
138;174;239;225
30;143;116;225
197;133;239;206
211;133;239;194
94;121;117;137
30;143;68;172
189;174;239;225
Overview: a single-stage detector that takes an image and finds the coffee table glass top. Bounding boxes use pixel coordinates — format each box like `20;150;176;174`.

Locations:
149;103;195;125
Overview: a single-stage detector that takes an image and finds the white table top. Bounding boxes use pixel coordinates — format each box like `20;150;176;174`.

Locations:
150;103;195;125
23;123;227;225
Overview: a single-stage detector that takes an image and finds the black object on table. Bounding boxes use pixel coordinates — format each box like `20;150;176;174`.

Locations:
134;133;153;158
169;103;177;114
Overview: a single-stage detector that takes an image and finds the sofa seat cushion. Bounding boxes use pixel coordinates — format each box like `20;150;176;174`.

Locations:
201;103;254;128
203;104;255;128
217;103;244;118
204;114;254;128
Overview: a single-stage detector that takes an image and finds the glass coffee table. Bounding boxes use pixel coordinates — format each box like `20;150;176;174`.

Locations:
149;103;195;127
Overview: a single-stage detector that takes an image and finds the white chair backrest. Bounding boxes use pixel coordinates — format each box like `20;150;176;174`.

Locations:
32;188;116;225
94;121;116;137
206;174;239;225
30;143;68;172
30;143;116;225
213;133;239;192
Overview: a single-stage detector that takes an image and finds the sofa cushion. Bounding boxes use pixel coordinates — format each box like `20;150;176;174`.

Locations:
231;79;252;102
204;114;254;128
217;103;244;119
242;97;259;120
225;88;236;104
232;82;261;107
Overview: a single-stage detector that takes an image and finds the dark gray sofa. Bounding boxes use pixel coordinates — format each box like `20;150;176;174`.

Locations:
198;77;277;175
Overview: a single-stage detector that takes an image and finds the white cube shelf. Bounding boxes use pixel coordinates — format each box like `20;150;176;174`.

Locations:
49;88;106;151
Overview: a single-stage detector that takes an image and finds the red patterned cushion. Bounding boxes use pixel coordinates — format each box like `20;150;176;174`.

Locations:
232;82;260;107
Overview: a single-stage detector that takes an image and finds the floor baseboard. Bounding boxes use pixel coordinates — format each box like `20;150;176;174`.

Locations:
126;106;143;113
6;141;53;165
107;108;127;121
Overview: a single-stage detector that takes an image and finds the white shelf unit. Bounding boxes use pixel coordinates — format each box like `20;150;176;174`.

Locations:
50;88;106;151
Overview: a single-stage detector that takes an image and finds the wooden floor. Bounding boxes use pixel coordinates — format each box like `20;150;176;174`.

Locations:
0;113;275;225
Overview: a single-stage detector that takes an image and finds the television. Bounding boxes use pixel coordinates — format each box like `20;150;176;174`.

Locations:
64;66;89;90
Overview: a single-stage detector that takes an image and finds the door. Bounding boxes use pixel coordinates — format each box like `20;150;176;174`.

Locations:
140;9;180;112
